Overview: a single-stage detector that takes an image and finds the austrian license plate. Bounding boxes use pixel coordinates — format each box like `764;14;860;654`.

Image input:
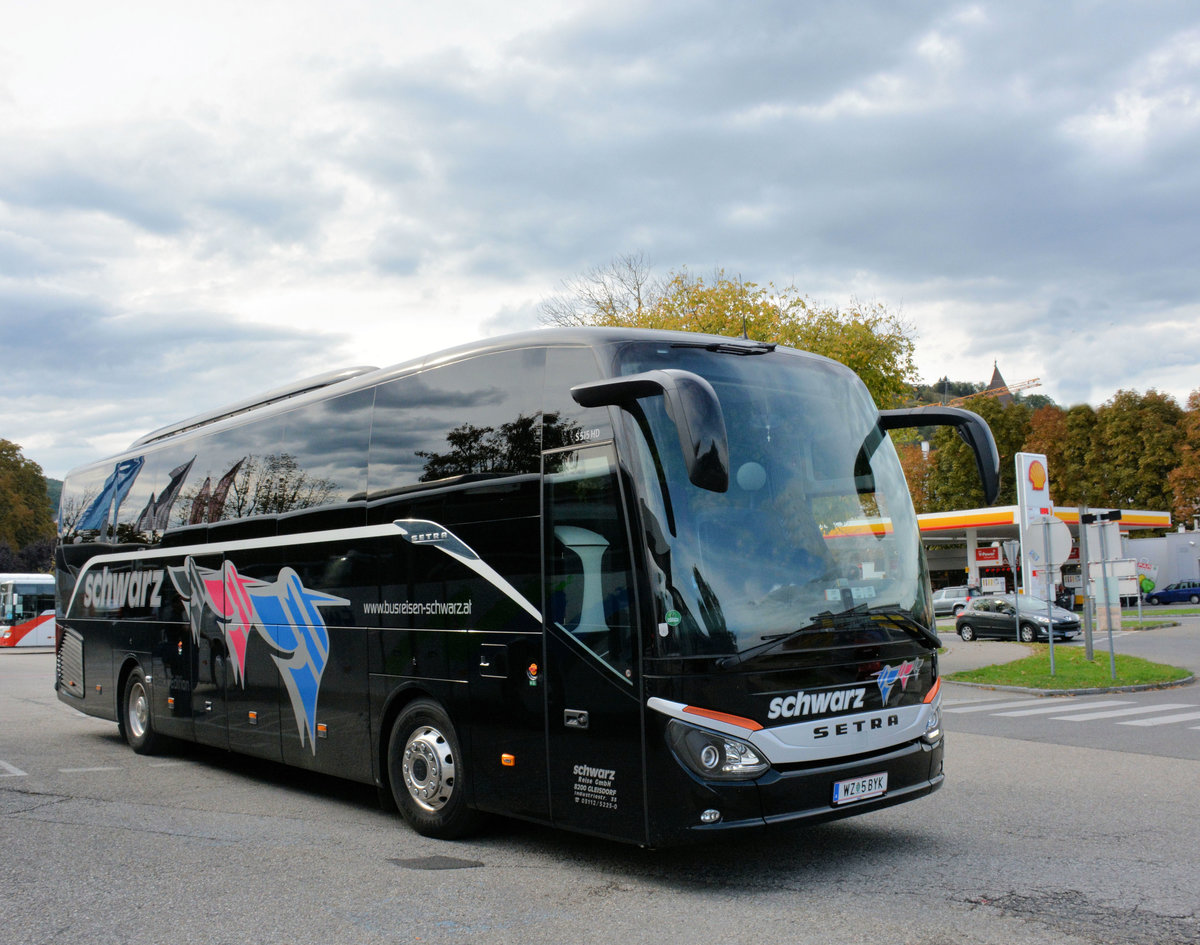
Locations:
832;772;887;805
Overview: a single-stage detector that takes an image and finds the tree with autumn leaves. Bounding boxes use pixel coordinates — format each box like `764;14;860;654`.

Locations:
543;256;1198;522
1167;391;1200;524
1022;390;1186;513
541;255;918;409
0;438;56;571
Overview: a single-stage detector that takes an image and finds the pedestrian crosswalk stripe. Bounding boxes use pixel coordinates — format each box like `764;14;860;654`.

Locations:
1120;710;1200;727
992;699;1131;717
943;698;1048;713
1052;703;1196;721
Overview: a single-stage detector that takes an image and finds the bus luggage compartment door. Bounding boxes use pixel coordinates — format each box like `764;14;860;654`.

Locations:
544;626;645;843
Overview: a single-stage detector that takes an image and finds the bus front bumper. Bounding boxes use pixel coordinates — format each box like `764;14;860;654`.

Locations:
660;736;944;843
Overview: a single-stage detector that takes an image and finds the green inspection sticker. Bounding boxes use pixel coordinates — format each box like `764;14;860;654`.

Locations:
665;610;682;627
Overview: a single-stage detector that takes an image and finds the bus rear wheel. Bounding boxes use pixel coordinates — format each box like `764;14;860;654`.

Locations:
387;699;480;839
122;668;162;755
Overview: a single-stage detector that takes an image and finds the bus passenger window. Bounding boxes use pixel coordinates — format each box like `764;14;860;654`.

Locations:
545;445;634;682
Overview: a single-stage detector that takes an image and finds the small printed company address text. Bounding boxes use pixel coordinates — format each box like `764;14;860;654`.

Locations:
363;601;473;616
572;763;618;811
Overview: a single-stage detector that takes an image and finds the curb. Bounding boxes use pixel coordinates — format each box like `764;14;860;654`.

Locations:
944;673;1196;697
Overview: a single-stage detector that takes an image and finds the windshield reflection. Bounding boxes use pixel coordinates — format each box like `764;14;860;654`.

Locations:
616;343;929;658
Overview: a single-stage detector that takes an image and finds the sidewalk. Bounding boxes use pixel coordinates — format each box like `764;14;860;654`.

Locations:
937;634;1031;675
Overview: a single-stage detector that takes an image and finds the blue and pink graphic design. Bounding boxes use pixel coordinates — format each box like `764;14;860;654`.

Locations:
875;659;922;706
168;559;348;752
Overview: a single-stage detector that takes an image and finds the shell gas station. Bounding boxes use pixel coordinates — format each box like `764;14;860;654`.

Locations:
909;369;1175;600
918;503;1172;599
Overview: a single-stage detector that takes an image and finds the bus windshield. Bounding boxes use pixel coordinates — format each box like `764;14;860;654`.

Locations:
614;341;930;659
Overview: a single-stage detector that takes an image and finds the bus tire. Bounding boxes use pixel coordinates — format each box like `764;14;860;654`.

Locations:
122;668;162;755
387;699;479;839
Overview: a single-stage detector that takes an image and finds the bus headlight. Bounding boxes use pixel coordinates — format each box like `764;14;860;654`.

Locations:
666;720;769;781
922;704;942;744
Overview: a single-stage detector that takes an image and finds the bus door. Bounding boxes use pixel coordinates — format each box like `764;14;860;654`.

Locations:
543;444;646;843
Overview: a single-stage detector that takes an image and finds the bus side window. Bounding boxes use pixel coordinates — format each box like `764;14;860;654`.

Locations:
545;444;634;682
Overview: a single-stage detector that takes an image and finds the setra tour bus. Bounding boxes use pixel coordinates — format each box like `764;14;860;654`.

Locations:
1;573;57;647
54;328;999;846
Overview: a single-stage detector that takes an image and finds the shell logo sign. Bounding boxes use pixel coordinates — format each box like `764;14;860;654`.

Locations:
1016;451;1059;601
1027;459;1047;491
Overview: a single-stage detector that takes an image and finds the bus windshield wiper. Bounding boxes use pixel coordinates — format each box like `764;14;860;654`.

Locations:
717;606;870;670
717;605;939;670
866;607;941;650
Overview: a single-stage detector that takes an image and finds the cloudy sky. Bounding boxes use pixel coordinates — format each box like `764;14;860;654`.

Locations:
3;1;1198;480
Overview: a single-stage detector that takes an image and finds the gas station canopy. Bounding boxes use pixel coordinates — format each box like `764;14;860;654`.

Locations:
917;505;1171;589
918;505;1171;543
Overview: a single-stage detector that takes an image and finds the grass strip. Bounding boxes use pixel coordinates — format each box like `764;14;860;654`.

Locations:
946;644;1191;690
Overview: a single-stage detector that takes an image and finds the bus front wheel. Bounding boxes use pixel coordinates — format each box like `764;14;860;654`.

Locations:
387;699;480;839
122;668;162;755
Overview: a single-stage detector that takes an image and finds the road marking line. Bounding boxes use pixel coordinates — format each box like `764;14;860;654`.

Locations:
942;696;1018;707
1052;704;1196;721
1120;710;1200;727
58;766;122;773
943;698;1049;713
993;700;1132;717
0;760;28;777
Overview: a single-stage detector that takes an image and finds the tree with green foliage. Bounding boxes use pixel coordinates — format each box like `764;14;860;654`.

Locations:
911;377;982;404
1167;391;1200;524
1059;404;1100;505
925;397;1031;510
541;257;919;409
1085;389;1183;510
0;439;56;565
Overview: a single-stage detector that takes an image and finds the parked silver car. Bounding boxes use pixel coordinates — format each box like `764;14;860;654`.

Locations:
932;585;977;617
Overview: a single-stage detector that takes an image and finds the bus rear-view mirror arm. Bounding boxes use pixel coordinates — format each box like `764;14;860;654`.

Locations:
877;405;1001;504
571;369;730;493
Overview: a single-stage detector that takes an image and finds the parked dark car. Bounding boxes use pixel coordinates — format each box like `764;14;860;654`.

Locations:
1144;580;1200;605
955;593;1081;643
932;584;980;617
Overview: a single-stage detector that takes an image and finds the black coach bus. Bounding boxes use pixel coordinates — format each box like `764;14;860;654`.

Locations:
54;328;999;846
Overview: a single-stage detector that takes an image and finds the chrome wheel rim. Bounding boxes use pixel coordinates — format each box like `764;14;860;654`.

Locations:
402;725;455;812
128;680;149;739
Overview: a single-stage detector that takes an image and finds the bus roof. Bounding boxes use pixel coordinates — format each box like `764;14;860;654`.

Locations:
73;327;840;479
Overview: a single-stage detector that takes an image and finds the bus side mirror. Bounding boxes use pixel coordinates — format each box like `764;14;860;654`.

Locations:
877;405;1001;504
571;369;730;493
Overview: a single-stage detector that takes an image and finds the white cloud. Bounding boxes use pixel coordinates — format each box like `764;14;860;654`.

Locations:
1061;27;1200;160
2;0;1198;481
